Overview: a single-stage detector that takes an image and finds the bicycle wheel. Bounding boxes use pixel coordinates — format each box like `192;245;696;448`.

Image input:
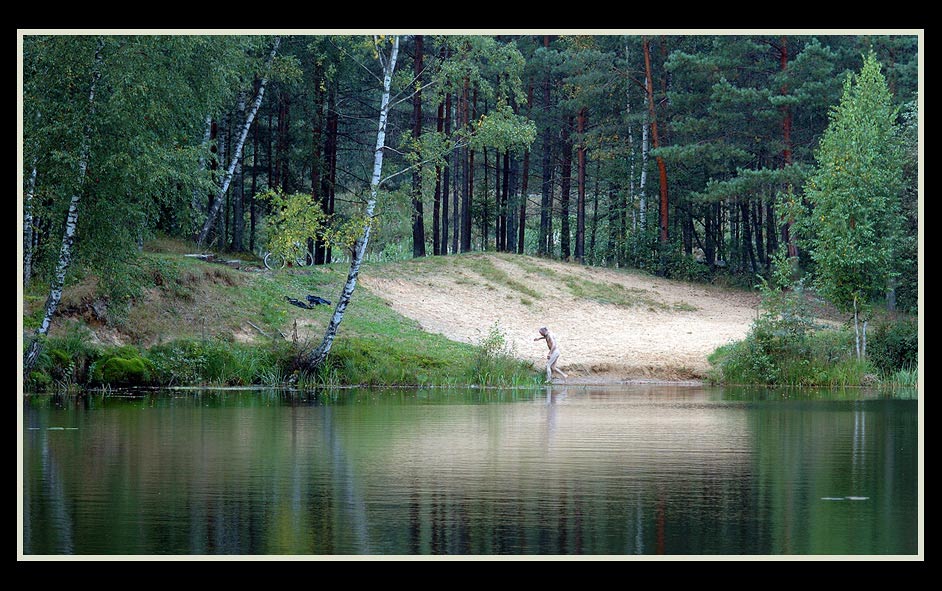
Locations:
294;250;315;267
263;252;286;270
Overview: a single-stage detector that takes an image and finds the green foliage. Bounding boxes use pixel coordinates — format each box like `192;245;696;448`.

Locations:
91;356;156;386
708;329;869;387
469;102;537;152
793;53;906;316
868;319;918;374
145;339;296;387
259;189;368;264
24;324;97;390
706;246;871;387
662;250;711;283
468;322;536;386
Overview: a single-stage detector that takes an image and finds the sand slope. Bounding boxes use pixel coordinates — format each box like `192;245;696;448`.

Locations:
361;254;761;381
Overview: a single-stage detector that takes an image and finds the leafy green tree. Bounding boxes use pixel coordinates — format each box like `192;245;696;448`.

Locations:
793;53;905;359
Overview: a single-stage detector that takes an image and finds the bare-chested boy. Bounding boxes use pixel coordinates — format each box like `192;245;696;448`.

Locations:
535;327;568;382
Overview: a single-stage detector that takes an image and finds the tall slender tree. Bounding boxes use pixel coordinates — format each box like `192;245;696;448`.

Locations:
25;37;103;374
305;35;399;370
197;36;280;246
411;35;426;258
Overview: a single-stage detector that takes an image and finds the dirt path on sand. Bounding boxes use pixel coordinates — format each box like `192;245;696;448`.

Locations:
361;255;761;382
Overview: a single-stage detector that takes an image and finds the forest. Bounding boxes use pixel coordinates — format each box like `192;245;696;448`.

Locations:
20;33;920;385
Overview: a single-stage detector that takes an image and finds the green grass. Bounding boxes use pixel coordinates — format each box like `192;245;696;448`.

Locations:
458;254;542;300
505;256;563;279
24;243;541;390
564;276;667;309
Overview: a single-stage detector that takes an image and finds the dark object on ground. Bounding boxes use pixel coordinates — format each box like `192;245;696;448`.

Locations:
285;296;314;310
307;295;332;306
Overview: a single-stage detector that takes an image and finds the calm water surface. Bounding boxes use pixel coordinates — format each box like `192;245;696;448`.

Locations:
22;385;918;555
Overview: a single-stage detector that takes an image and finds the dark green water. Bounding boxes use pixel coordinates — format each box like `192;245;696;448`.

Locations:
22;385;918;555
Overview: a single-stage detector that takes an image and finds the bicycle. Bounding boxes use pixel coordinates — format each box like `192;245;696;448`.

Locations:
263;241;315;270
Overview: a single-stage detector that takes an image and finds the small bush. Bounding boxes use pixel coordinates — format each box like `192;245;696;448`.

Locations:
91;356;156;386
467;322;535;386
27;370;53;389
663;250;711;283
26;325;100;388
868;319;918;374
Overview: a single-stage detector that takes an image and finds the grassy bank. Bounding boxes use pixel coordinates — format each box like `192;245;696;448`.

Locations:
707;313;918;389
23;242;540;392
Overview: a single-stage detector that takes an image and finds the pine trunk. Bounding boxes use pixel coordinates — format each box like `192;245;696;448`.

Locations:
443;92;452;255
490;148;500;250
273;96;283;191
461;85;474;253
638;76;650;251
25;38;103;374
311;66;325;264
281;94;291;192
267;109;274;190
590;157;600;261
643;37;669;254
575;107;587;263
502;150;511;252
539;35;553;256
324;89;338;264
250;114;259;253
306;36;399;370
518;146;530;254
765;201;777;261
216;113;230;251
483;145;490;249
753;200;764;268
780;36;798;258
705;206;715;267
607;183;619;265
411;35;426;258
191;114;212;215
559;117;572;260
197;37;280;246
433;99;443;256
518;80;533;254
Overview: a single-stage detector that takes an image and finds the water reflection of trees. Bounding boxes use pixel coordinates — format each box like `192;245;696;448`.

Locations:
22;389;917;555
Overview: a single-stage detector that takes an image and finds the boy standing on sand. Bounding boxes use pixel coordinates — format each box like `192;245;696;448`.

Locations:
535;327;568;382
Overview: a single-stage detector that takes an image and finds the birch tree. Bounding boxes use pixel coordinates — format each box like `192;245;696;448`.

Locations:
793;53;905;360
23;159;37;286
196;36;280;246
24;37;103;374
304;35;400;370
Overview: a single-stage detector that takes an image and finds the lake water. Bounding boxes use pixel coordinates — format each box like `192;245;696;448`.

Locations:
21;385;919;556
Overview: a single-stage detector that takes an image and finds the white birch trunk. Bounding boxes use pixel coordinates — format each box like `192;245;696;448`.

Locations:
306;36;399;370
24;159;37;286
190;114;213;215
626;45;636;248
197;37;280;246
24;38;104;374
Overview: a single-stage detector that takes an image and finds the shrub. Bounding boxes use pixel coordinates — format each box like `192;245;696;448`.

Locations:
467;322;534;386
145;338;296;386
663;250;711;283
91;356;156;386
868;319;918;374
